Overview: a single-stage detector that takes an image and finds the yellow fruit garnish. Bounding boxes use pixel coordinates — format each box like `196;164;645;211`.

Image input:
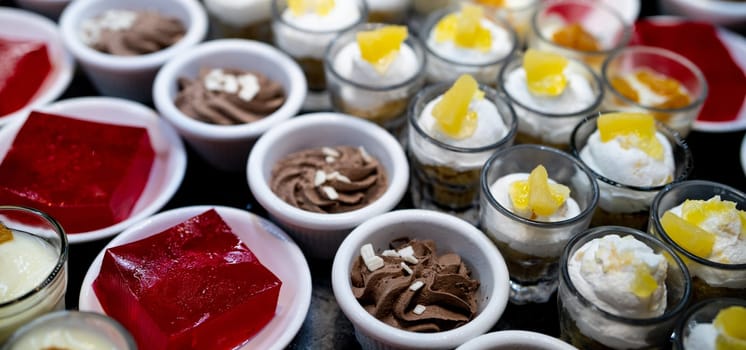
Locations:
631;266;658;298
432;74;483;139
551;23;601;51
0;222;12;244
357;25;408;74
475;0;505;7
509;165;570;217
714;306;746;350
523;49;568;97
660;211;716;258
740;211;746;238
610;76;640;102
635;69;692;109
433;4;492;52
681;197;739;227
288;0;335;16
597;112;664;160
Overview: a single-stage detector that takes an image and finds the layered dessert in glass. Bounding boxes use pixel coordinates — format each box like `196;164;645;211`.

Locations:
499;49;603;150
480;144;598;304
365;0;411;23
420;3;517;84
649;180;746;302
570;112;693;231
470;0;539;47
408;74;517;225
558;226;691;349
672;298;746;350
204;0;273;43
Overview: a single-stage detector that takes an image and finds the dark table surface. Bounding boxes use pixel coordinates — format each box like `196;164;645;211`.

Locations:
2;0;745;349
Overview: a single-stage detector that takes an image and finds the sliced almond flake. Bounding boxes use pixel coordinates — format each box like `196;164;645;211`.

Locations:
413;304;426;315
322;147;340;158
398;246;419;264
327;171;351;183
358;146;373;163
409;280;424;291
237;74;260;101
364;256;384;271
381;249;399;257
0;222;13;244
402;255;419;264
400;262;413;275
360;243;376;259
321;186;339;200
314;170;327;187
325;156;336;163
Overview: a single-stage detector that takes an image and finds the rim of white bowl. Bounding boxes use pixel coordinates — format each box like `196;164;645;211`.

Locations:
456;330;578;350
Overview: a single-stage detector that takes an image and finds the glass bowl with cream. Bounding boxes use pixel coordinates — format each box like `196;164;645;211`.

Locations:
671;297;746;350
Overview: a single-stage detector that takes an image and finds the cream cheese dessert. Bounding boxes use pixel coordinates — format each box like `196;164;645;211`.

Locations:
0;229;57;304
684;305;746;350
204;0;273;42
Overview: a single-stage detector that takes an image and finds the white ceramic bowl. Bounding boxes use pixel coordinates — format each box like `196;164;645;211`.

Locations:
0;7;74;127
153;39;307;172
332;209;510;350
0;97;187;243
13;0;70;19
659;0;746;28
456;330;578;350
58;0;208;103
78;205;312;350
247;112;409;259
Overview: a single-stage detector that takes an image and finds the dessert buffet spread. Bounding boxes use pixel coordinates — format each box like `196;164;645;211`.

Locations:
0;0;745;349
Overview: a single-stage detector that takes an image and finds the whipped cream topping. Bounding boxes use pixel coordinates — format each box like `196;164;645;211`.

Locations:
281;1;361;32
685;323;718;350
365;0;410;13
80;10;186;56
568;234;668;318
0;231;57;303
275;1;363;59
426;17;512;65
205;0;271;27
332;40;419;88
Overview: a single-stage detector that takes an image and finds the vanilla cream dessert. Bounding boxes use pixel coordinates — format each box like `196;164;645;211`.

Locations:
0;229;57;303
365;0;411;23
9;325;120;350
473;0;537;43
684;306;746;350
205;0;273;42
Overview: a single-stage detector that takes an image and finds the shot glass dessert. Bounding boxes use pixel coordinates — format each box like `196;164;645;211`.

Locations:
499;49;603;150
649;180;746;302
0;206;68;343
365;0;411;23
325;24;426;141
408;74;517;226
528;0;631;72
420;3;517;85
271;0;367;93
558;226;692;349
204;0;273;43
570;112;693;231
331;209;510;349
3;310;136;350
470;0;539;47
602;46;708;138
480;144;599;304
672;298;746;350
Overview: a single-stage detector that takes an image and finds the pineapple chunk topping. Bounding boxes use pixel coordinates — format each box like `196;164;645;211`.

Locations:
288;0;335;16
509;165;571;217
475;0;505;6
432;74;484;139
551;23;601;51
610;76;640;102
0;221;12;245
357;25;408;74
660;211;716;259
523;49;568;97
714;306;746;350
635;69;692;109
597;112;664;160
630;265;658;298
681;196;741;227
433;4;492;52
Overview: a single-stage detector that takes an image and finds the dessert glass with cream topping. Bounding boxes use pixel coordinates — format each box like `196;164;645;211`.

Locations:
420;3;517;85
325;23;426;142
602;46;708;138
479;144;599;304
672;298;746;350
570;112;693;231
499;49;603;150
408;74;517;225
0;206;68;343
649;180;746;302
558;226;692;349
204;0;274;43
469;0;539;48
528;0;631;73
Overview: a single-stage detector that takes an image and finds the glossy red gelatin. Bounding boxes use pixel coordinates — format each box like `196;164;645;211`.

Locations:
93;209;282;350
0;37;52;116
0;111;155;233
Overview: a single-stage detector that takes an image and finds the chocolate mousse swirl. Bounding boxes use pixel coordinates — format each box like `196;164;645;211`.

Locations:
351;239;480;332
88;11;186;56
270;146;388;214
175;68;286;125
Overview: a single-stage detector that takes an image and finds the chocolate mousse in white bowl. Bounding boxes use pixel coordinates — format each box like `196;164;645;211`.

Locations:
153;39;306;172
247;112;409;259
58;0;208;103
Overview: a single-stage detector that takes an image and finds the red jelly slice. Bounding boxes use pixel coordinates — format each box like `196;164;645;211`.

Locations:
0;111;155;233
0;37;52;116
93;209;282;350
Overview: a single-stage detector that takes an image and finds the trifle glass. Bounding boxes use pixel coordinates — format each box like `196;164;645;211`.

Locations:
480;144;599;304
671;298;746;350
602;46;708;138
558;226;692;349
648;180;746;302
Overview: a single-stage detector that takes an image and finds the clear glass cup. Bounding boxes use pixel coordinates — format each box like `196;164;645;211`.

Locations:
498;53;604;151
648;180;746;303
419;4;518;85
479;144;599;304
469;0;540;48
569;113;694;231
271;0;368;92
671;297;746;350
3;310;137;350
204;0;274;43
528;0;631;73
325;22;426;143
408;82;517;226
365;0;411;24
601;46;708;138
0;206;68;343
558;226;692;349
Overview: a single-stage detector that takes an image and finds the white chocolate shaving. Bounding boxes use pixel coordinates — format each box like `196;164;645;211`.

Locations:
364;256;384;271
381;249;399;257
413;304;426;315
322;147;340;158
202;69;260;101
80;10;138;45
358;146;372;163
325;156;336;163
361;243;375;259
327;171;351;183
321;186;338;200
400;262;413;275
409;280;424;291
398;246;419;264
314;170;326;187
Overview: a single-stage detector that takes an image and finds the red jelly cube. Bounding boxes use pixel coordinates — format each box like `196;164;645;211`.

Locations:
0;37;52;116
0;111;155;233
93;209;282;350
